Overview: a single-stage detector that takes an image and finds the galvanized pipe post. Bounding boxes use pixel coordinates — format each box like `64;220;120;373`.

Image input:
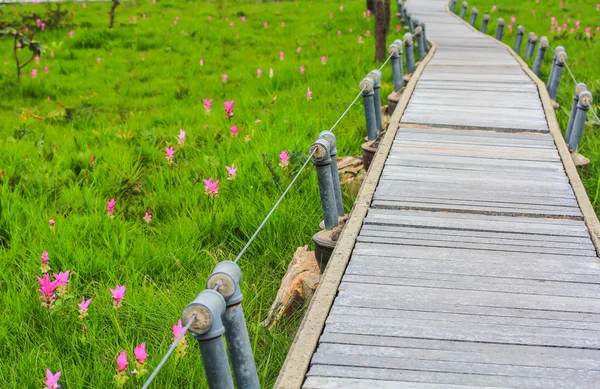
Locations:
525;33;538;59
565;83;587;143
367;70;383;133
404;33;415;74
450;0;457;13
481;14;490;34
319;131;344;217
568;91;593;152
532;36;548;75
495;18;505;41
183;290;234;389
414;26;425;62
469;7;478;26
407;12;414;33
389;41;404;91
310;139;338;230
397;0;403;17
419;22;428;50
360;77;378;140
401;4;408;24
548;50;567;100
514;26;525;53
206;262;260;389
459;1;468;18
547;46;564;90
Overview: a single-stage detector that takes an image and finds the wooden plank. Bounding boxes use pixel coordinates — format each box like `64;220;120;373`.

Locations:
304;377;505;389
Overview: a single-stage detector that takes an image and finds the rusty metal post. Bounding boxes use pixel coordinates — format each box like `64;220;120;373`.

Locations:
547;46;564;90
414;26;425;62
495;18;505;41
481;14;490;33
525;32;538;59
568;91;593;152
532;36;548;76
404;33;415;74
319;131;344;217
389;41;404;91
548;50;567;100
310;138;338;230
565;84;588;143
514;26;525;53
469;7;478;26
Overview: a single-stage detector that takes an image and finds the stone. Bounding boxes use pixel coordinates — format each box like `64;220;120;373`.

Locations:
262;245;321;328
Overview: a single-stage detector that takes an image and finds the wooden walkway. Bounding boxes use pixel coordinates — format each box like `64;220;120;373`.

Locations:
277;0;600;388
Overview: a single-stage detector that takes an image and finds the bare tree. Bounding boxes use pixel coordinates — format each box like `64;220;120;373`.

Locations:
374;0;391;62
109;0;120;29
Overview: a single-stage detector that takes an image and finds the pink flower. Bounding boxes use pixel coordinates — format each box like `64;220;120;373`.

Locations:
44;66;49;74
224;100;235;117
97;57;101;64
174;16;179;24
367;9;371;15
49;219;55;228
576;20;581;28
172;319;184;338
329;12;333;19
279;51;284;60
226;164;237;180
241;16;246;22
110;284;126;308
396;25;401;32
510;16;516;23
82;2;86;7
41;251;49;265
558;27;562;32
144;208;152;223
300;65;305;74
31;69;38;78
54;270;70;286
68;30;74;37
106;198;116;218
90;154;95;167
41;23;46;30
297;46;301;53
264;22;268;28
307;88;312;100
37;274;59;309
570;28;574;33
51;51;54;57
585;27;591;37
358;36;363;44
257;68;263;77
597;3;600;10
337;30;342;36
559;1;563;6
222;74;228;83
43;369;61;389
141;53;145;61
165;147;176;163
203;98;212;113
508;24;513;31
279;150;290;169
551;16;556;23
281;21;285;27
36;18;41;25
178;129;186;145
143;13;147;19
230;22;234;27
340;5;343;10
321;56;326;64
551;25;555;32
365;30;371;37
203;178;220;197
491;5;497;11
78;296;92;311
199;58;204;66
230;125;239;137
116;351;129;372
532;10;535;15
35;56;40;63
269;68;274;78
134;342;148;364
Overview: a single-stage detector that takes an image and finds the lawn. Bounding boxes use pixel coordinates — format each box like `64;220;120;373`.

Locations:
454;0;600;209
0;0;400;387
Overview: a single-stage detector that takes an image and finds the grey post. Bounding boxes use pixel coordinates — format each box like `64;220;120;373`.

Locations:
414;26;425;62
548;50;567;100
495;18;505;41
469;7;478;26
206;262;260;389
407;12;414;33
514;26;525;53
310;138;338;230
390;41;404;91
547;46;564;89
481;14;490;33
404;32;415;74
397;0;403;16
183;290;234;389
565;83;588;143
360;77;378;140
532;36;548;75
367;70;383;133
319;131;343;217
419;22;428;50
450;0;457;13
401;4;408;23
525;32;538;59
459;1;468;18
568;91;593;152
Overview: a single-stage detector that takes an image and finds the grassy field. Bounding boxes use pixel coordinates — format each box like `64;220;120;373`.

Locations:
454;0;600;209
0;1;401;387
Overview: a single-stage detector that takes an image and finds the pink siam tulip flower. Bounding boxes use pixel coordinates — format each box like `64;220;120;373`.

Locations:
203;98;212;113
83;2;86;7
141;54;145;61
174;16;179;24
178;129;186;146
44;66;49;74
165;147;175;163
264;22;268;27
106;198;116;218
532;10;535;15
491;5;497;11
90;154;95;167
551;16;556;23
321;56;326;64
307;88;312;100
41;23;46;30
110;284;126;309
551;25;555;32
143;13;146;19
396;25;401;32
279;51;284;60
340;5;343;10
585;27;591;37
564;23;567;29
144;208;152;223
50;51;54;57
230;22;234;27
575;21;580;28
49;219;55;233
54;270;70;297
269;68;274;78
35;56;40;63
224;100;235;117
222;74;228;83
134;342;148;364
97;57;101;64
172;319;189;359
68;30;74;37
199;58;204;66
570;28;574;33
31;69;38;78
41;251;50;273
203;178;220;198
508;24;513;32
510;16;516;23
559;1;563;6
363;11;367;17
226;164;237;180
172;319;184;338
78;296;92;320
558;27;562;33
297;46;301;53
300;65;305;74
329;12;333;19
242;16;246;22
365;30;371;37
37;274;59;309
114;351;129;387
257;68;263;77
358;36;364;43
230;125;239;137
367;9;371;15
597;3;600;10
281;21;285;27
279;150;290;169
337;30;342;36
133;16;137;22
43;369;61;389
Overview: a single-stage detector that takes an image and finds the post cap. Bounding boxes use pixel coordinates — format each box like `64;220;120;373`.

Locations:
575;83;588;96
388;43;401;57
578;91;593;106
318;130;337;155
393;39;404;52
555;46;565;54
182;289;226;339
556;51;567;64
414;26;422;36
529;33;538;42
517;25;525;34
527;31;534;39
403;32;413;44
368;69;383;87
406;11;412;17
497;18;505;26
412;17;420;25
483;14;490;21
310;138;332;165
539;36;549;48
206;261;243;306
359;77;374;94
462;1;468;7
472;7;478;14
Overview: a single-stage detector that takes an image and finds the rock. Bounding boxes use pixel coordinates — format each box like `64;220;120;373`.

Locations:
262;245;320;329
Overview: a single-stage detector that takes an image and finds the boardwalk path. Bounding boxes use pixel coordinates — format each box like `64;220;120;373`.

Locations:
278;0;600;387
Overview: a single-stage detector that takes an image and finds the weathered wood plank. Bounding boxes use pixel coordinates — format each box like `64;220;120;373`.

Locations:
304;377;504;389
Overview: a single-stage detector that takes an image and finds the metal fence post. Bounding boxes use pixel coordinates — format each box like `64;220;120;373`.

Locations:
206;262;260;389
548;50;567;100
183;290;234;389
525;33;538;59
495;18;505;41
459;1;468;19
401;3;408;23
407;12;414;33
318;131;344;217
404;33;415;74
419;22;428;50
450;0;457;13
414;26;425;62
547;46;564;90
368;70;383;133
469;7;478;26
389;42;404;91
360;77;378;140
480;14;490;34
565;83;588;143
397;0;403;17
532;36;548;76
514;26;525;53
310;138;338;230
568;91;593;152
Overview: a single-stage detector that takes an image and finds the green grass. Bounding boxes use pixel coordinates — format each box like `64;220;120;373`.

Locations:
454;0;600;208
0;1;402;387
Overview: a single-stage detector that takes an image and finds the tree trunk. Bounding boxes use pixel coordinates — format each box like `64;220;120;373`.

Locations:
108;0;120;29
366;0;375;14
374;0;390;62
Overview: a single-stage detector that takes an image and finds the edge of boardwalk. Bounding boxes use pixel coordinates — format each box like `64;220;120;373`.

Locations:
443;4;600;256
274;42;439;389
